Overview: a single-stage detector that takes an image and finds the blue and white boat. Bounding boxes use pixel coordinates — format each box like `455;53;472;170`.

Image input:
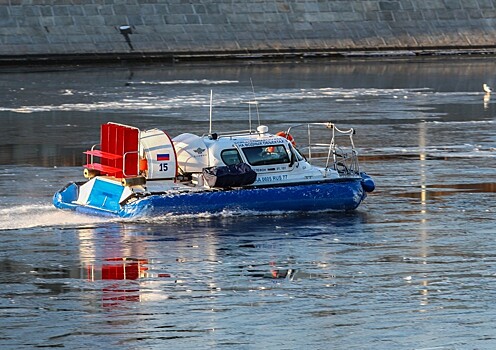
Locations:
53;120;374;218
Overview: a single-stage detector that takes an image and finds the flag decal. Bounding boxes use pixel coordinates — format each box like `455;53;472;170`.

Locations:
156;153;170;161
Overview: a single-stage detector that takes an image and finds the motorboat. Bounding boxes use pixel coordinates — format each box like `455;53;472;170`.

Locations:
53;120;374;218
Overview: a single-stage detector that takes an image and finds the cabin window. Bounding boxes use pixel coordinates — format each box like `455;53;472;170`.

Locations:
221;149;242;165
242;145;290;166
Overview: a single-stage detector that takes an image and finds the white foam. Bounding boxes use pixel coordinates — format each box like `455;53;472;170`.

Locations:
425;120;494;125
0;87;430;114
119;208;331;225
0;204;107;230
130;79;239;85
363;144;495;158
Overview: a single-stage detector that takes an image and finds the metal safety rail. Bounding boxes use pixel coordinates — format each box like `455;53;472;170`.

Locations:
285;122;360;176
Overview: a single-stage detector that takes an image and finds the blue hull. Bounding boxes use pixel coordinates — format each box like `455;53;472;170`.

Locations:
54;178;370;218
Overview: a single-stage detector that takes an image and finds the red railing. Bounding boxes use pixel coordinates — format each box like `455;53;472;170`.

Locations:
84;123;140;178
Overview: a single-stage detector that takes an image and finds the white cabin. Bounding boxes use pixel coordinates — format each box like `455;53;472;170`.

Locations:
171;125;337;187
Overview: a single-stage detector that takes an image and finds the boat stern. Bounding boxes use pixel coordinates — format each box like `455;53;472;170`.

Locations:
53;182;80;210
53;177;135;216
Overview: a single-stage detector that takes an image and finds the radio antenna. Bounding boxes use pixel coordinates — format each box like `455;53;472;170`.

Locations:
250;78;261;126
209;90;213;134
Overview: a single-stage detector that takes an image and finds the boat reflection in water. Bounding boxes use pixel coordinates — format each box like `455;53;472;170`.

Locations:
83;257;149;307
75;226;173;309
68;210;369;310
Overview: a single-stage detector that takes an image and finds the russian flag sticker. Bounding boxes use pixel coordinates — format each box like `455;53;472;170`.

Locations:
156;153;170;161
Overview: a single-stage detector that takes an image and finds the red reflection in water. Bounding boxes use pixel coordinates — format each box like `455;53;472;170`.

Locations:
101;258;147;307
99;258;148;280
82;257;172;308
85;258;149;308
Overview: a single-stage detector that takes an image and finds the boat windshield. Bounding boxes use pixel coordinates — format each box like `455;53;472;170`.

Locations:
221;149;242;165
242;145;290;166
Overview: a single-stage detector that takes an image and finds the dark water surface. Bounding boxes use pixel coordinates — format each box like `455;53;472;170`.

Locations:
0;58;495;349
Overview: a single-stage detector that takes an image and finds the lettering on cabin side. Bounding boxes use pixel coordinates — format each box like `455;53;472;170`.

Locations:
256;166;287;172
256;174;288;183
235;139;285;148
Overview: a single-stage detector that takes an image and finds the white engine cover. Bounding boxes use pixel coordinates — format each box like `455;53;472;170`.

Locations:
173;133;209;173
141;129;177;179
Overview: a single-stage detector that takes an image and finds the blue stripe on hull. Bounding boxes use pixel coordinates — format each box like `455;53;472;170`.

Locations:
120;180;365;218
54;179;366;218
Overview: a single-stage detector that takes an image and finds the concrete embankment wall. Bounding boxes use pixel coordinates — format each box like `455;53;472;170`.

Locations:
1;0;496;63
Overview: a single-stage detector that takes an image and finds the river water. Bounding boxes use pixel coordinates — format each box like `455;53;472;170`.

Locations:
0;57;494;349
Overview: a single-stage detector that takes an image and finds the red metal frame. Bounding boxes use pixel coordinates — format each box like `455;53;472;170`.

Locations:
84;123;140;178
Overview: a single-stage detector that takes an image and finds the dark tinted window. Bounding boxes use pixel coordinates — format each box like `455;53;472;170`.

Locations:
221;149;242;165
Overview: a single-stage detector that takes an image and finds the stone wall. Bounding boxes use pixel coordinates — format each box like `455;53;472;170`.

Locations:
1;0;496;62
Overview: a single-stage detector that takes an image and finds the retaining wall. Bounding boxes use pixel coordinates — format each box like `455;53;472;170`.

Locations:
1;0;496;62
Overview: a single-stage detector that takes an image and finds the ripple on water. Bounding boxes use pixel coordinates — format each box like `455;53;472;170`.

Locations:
1;61;496;349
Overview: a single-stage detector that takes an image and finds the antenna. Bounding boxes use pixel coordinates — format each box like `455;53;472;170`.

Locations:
209;90;213;134
248;100;252;131
250;78;261;126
